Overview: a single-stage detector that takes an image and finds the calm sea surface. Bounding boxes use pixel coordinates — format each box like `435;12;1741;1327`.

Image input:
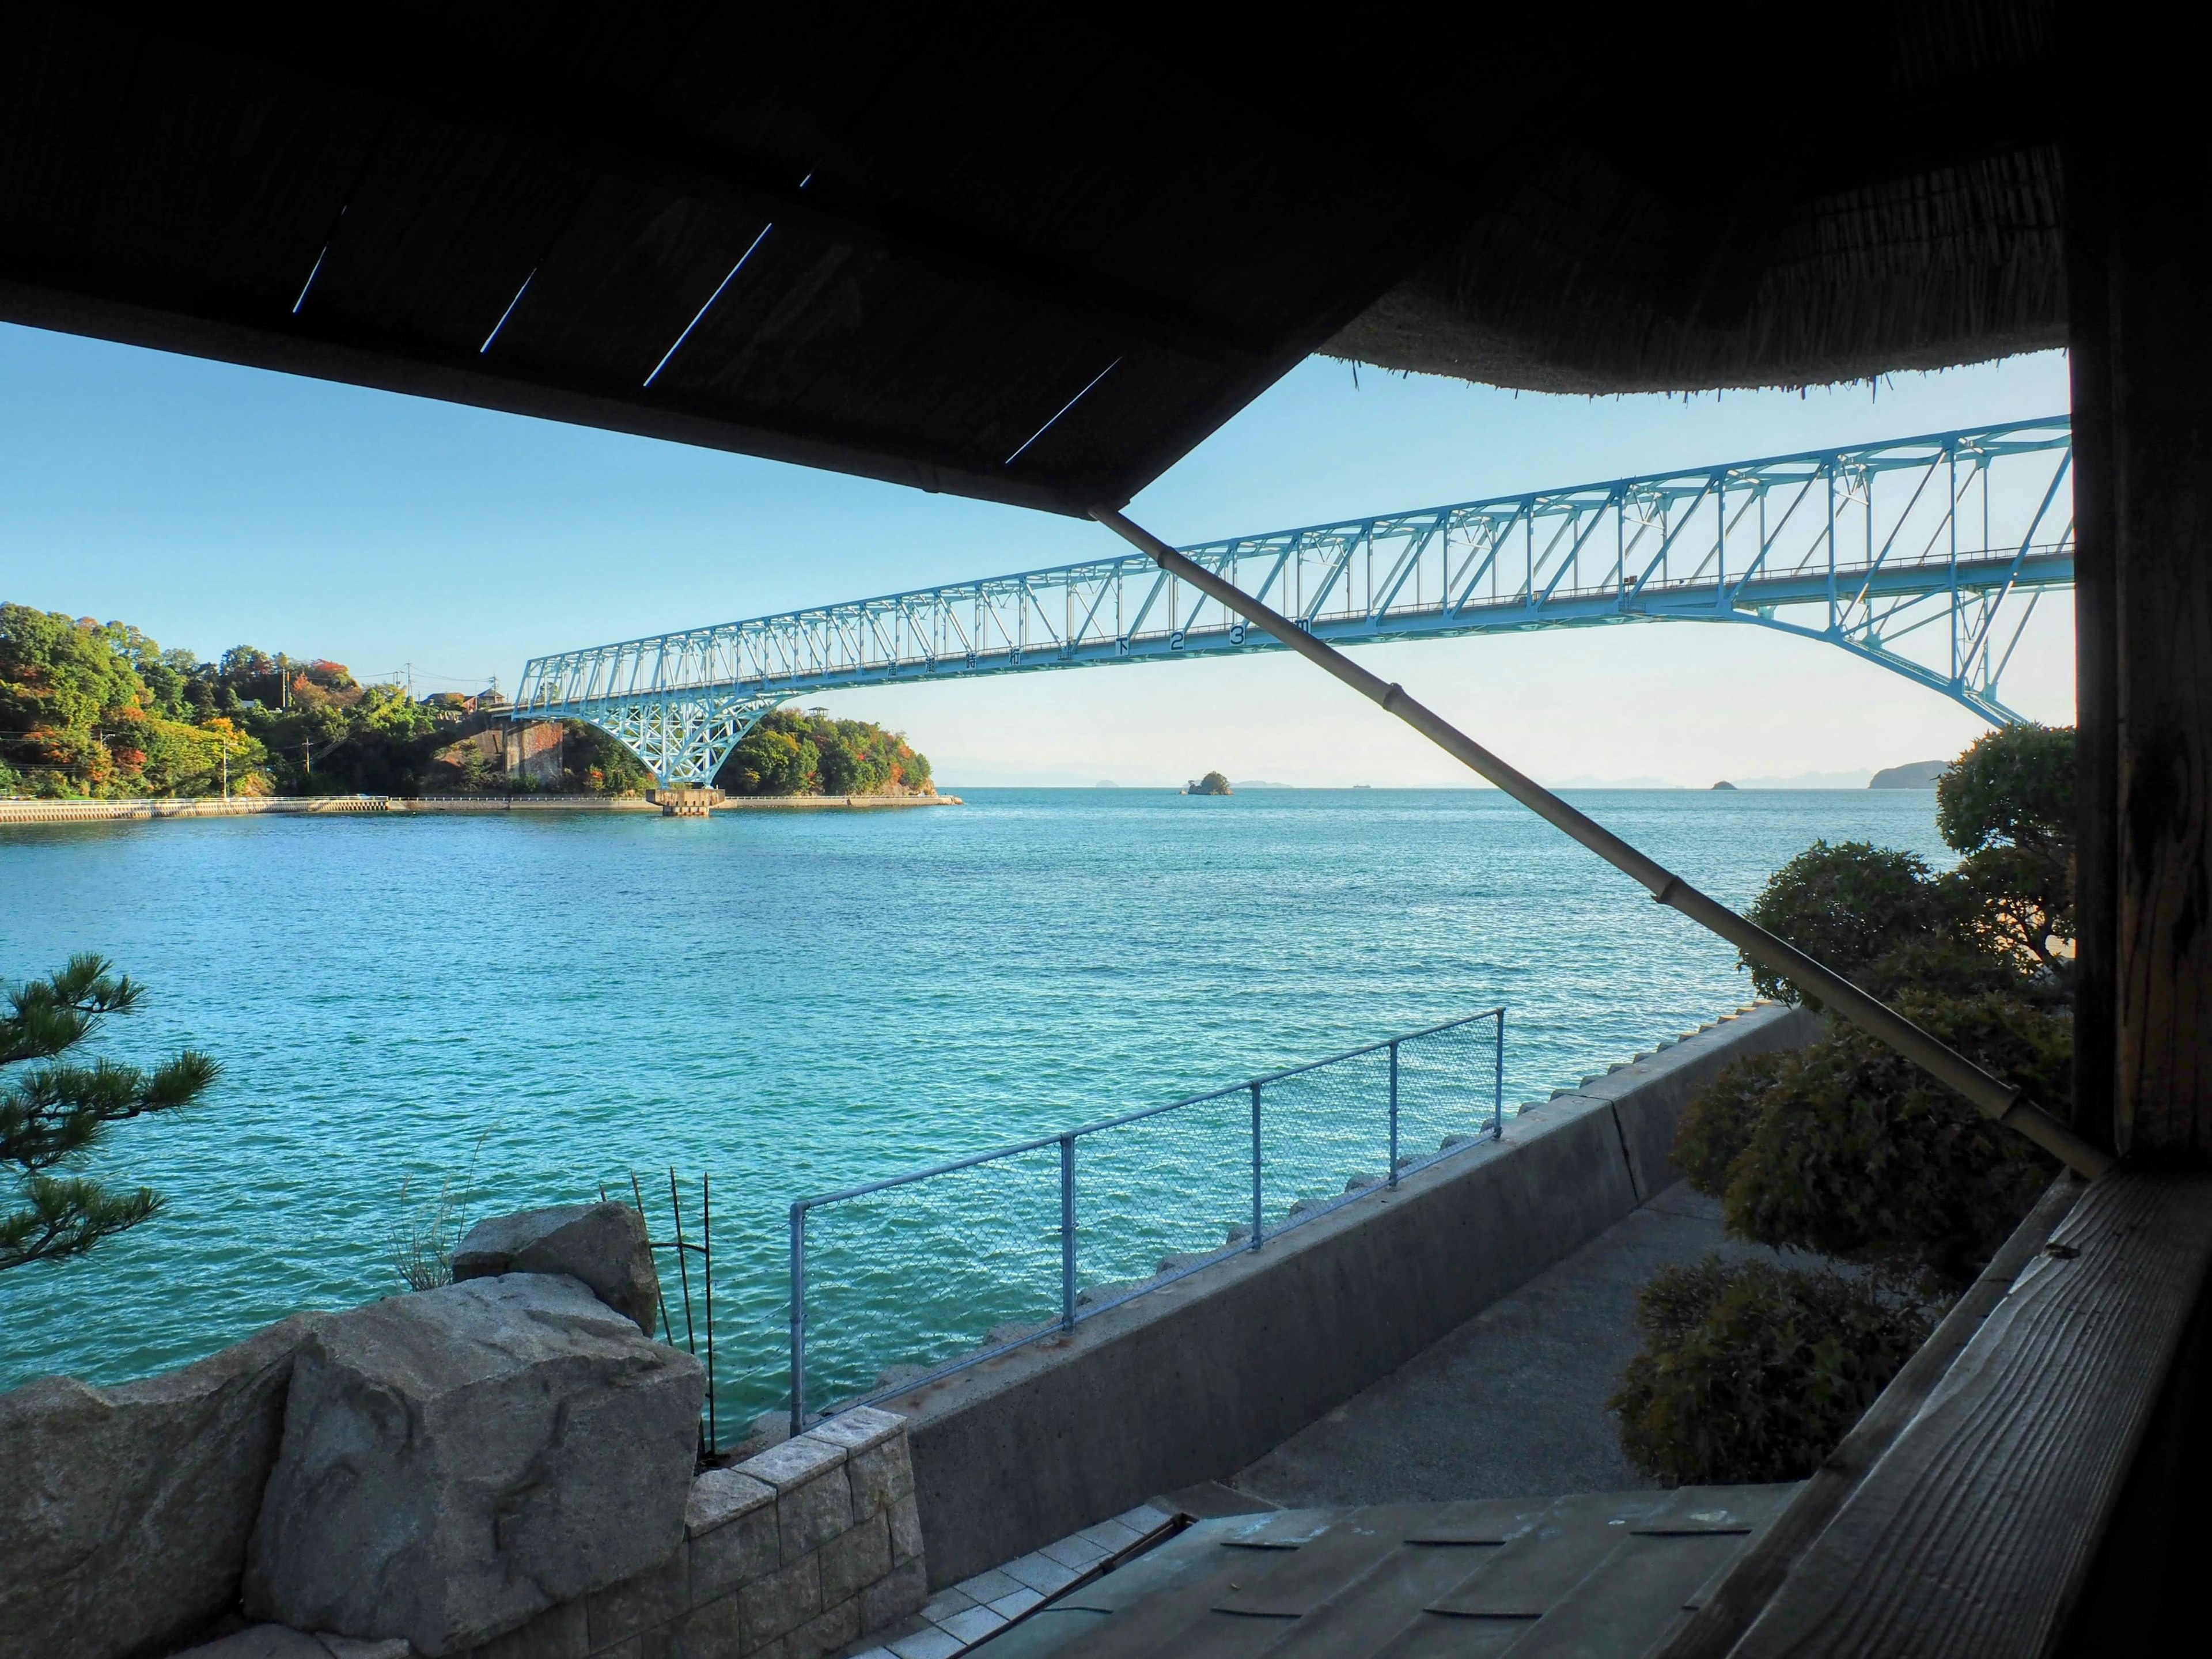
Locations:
0;787;1947;1423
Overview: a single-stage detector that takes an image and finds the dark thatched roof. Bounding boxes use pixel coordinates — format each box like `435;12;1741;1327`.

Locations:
0;5;2070;512
1327;6;2068;393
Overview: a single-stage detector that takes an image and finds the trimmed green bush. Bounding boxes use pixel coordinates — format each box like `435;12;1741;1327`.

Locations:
1722;993;2063;1289
1610;1256;1930;1485
1740;840;1948;1005
1937;724;2076;977
1673;1051;1785;1200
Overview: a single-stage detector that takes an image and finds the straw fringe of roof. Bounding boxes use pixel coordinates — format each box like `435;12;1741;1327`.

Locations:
1327;146;2066;395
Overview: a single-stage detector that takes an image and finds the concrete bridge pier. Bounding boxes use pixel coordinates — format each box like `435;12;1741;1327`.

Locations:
648;786;723;817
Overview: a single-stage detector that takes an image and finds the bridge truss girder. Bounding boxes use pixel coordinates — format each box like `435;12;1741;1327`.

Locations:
519;417;2075;783
570;689;789;787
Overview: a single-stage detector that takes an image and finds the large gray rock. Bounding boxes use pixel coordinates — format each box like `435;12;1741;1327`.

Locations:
244;1273;702;1656
0;1313;329;1659
452;1202;660;1334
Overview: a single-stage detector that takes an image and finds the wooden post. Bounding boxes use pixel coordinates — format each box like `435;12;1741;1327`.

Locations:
2070;79;2212;1161
2065;131;2119;1160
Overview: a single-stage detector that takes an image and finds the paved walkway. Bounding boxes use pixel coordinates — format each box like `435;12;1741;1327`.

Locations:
1233;1183;1788;1507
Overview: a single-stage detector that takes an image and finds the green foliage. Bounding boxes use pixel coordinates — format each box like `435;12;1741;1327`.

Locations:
1630;724;2083;1486
1722;992;2063;1289
1189;771;1233;796
0;602;566;798
1741;840;1950;1005
2;955;220;1269
1672;1051;1786;1200
1610;1256;1930;1484
1934;725;2077;976
1937;724;2074;857
1;604;171;797
718;707;931;797
558;721;652;794
725;725;818;796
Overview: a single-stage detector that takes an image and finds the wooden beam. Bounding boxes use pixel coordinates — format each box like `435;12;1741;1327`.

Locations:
2058;10;2212;1158
1724;1170;2212;1659
2064;123;2120;1158
2105;205;2212;1157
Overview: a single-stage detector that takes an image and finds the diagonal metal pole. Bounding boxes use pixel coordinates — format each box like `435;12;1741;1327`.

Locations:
1092;506;2111;1183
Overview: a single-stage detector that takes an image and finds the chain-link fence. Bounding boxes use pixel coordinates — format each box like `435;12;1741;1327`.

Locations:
789;1008;1505;1428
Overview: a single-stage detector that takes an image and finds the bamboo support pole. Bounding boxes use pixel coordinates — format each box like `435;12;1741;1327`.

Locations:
1092;506;2111;1183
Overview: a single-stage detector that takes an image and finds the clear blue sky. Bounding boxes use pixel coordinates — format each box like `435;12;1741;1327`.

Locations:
0;323;2073;787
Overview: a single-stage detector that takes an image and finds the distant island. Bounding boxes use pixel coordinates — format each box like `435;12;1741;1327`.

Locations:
1869;759;1949;789
1185;771;1233;796
1711;780;1738;790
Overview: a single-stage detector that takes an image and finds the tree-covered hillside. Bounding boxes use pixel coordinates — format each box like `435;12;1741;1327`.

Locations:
0;604;648;798
718;707;933;797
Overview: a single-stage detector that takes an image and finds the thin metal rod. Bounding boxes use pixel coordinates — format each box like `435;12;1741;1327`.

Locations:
631;1171;674;1343
1249;1081;1264;1251
793;1006;1506;1210
1059;1134;1078;1332
1495;1012;1507;1138
667;1169;698;1355
1388;1040;1400;1190
1092;505;2112;1183
789;1203;807;1435
702;1172;715;1455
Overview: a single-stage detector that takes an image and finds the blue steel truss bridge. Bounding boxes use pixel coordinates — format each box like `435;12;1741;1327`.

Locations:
515;416;2074;785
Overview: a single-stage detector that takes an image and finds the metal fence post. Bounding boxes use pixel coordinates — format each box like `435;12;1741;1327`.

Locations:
1388;1039;1401;1189
1494;1010;1506;1138
788;1203;807;1437
1249;1080;1264;1250
1060;1134;1078;1331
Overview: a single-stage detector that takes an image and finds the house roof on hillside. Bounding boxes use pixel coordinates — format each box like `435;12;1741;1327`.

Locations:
0;5;2063;515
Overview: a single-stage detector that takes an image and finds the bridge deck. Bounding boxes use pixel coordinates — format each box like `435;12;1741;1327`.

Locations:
517;416;2075;782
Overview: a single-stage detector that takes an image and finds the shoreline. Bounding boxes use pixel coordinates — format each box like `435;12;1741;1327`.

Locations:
0;791;961;824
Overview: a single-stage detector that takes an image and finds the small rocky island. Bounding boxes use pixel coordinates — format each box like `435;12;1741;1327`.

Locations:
1711;780;1738;790
1185;771;1233;796
1869;759;1949;788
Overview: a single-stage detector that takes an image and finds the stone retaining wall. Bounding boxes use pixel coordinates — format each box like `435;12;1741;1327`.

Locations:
2;1199;926;1659
447;1408;926;1659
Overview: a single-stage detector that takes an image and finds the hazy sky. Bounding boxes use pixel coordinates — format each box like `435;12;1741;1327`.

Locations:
0;324;2073;787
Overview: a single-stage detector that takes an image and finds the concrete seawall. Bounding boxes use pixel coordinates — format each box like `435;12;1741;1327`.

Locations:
0;793;960;824
880;1000;1823;1587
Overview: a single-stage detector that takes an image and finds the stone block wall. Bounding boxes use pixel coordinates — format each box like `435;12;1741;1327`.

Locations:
452;1407;926;1659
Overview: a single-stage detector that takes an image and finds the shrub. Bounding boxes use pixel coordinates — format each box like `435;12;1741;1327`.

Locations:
1611;1256;1931;1484
1722;993;2064;1289
1673;1051;1786;1199
1937;724;2074;858
1937;725;2076;978
1741;841;1949;1005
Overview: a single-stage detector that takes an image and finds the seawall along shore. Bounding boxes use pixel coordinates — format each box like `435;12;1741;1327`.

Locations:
0;792;961;824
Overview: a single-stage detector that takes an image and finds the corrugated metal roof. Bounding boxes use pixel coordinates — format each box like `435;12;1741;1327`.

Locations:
973;1487;1799;1659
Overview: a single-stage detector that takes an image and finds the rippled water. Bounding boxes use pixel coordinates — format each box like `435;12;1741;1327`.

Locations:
0;787;1946;1423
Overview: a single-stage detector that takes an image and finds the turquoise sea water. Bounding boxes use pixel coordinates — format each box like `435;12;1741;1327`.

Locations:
0;787;1949;1423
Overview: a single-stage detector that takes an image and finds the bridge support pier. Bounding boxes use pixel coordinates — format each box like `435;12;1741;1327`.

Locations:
649;786;724;817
